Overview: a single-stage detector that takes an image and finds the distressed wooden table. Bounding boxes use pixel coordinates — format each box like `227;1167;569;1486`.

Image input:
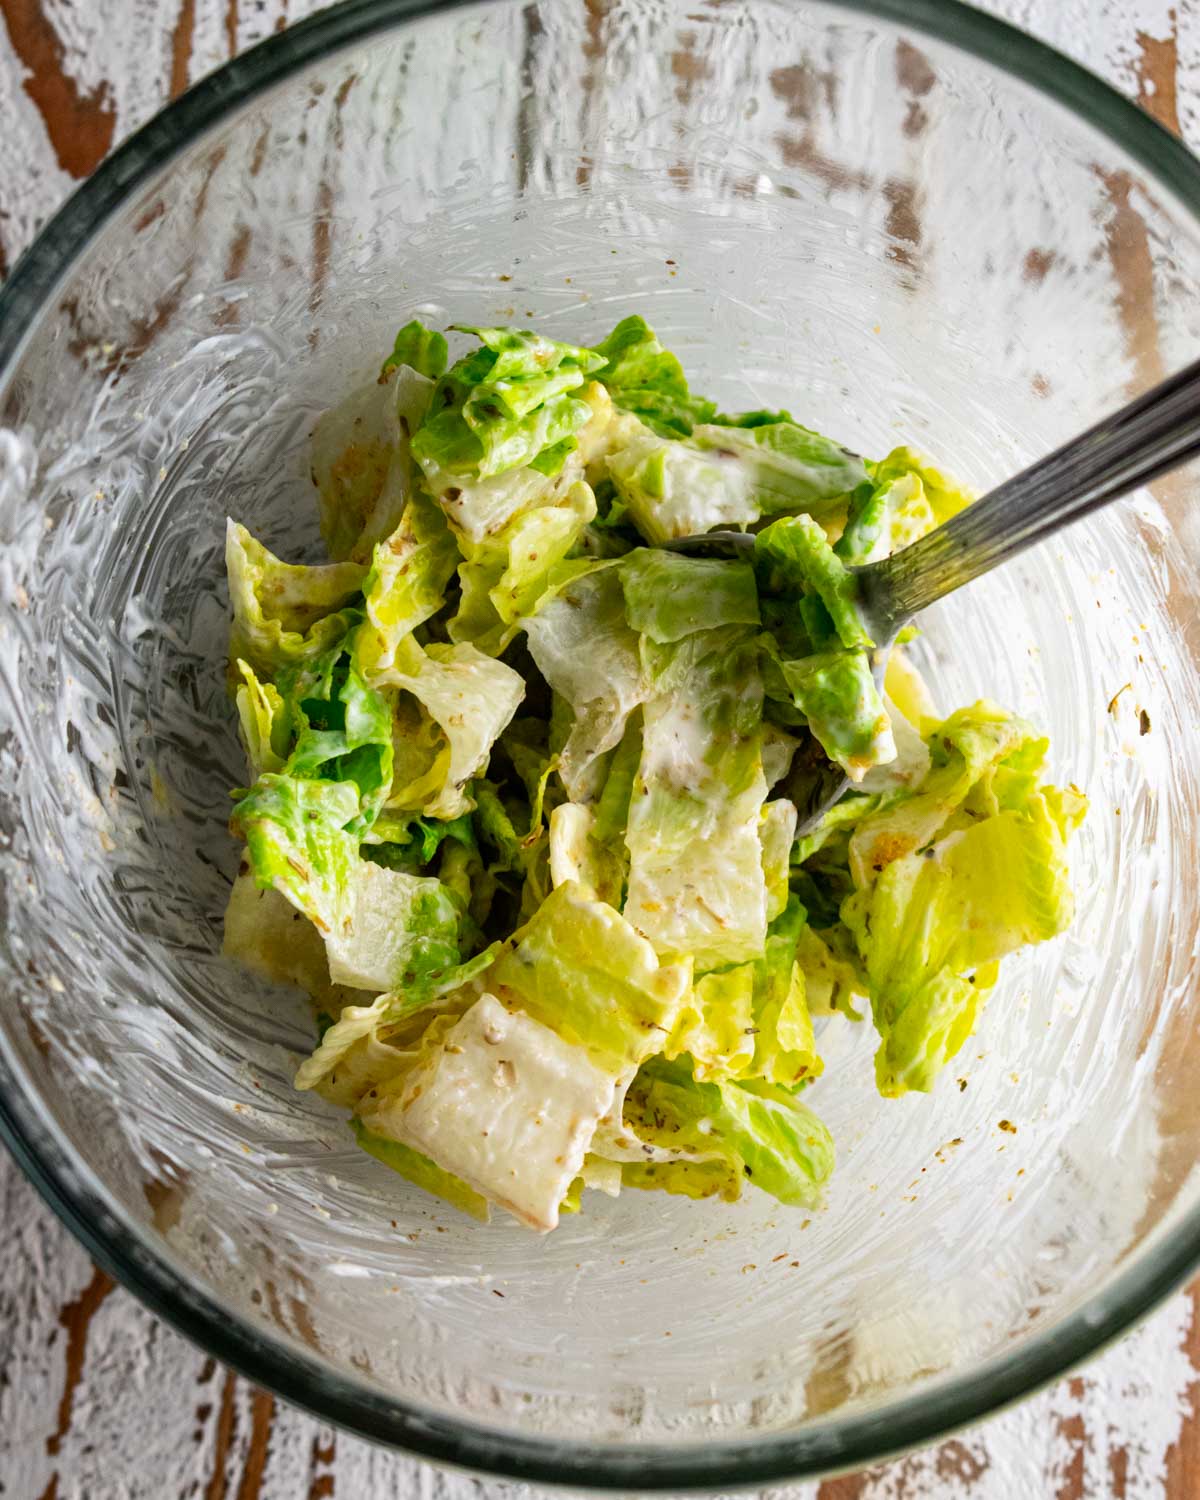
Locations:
0;1;1198;1496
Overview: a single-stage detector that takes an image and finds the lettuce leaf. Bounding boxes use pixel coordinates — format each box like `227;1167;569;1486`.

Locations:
487;882;689;1075
449;480;597;653
870;446;975;525
234;659;291;778
431;461;580;549
222;870;366;1014
374;639;525;819
619;549;760;642
354;1119;490;1221
760;798;799;921
547;802;625;907
835;471;936;566
322;858;465;992
770;647;895;782
310;365;435;563
620;1057;834;1209
356;492;459;676
747;896;822;1087
412;326;604;488
844;701;1037;889
664;965;755;1082
231;774;360;935
592;315;716;438
624;626;770;967
692;420;867;514
846;790;1079;1096
605;426;759;543
226;521;364;679
279;635;395;830
755;514;872;651
755;516;896;780
358;992;619;1231
381;319;449;381
523;566;647;800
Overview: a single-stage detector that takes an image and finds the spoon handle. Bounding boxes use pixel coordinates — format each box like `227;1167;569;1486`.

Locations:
865;354;1200;621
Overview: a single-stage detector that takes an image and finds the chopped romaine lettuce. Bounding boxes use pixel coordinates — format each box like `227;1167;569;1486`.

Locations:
624;625;770;967
232;774;360;935
692;420;867;514
322;859;462;993
618;1057;834;1209
221;314;1085;1231
593;315;716;438
871;447;975;525
311;365;435;563
226;520;364;678
381;319;449;381
619;549;760;642
847;790;1078;1096
523;566;647;801
373;638;524;819
234;659;291;778
356;492;459;675
354;1120;490;1221
487;881;689;1075
412;326;604;492
359;992;618;1231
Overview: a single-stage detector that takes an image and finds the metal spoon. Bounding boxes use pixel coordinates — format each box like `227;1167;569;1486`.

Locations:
665;353;1200;832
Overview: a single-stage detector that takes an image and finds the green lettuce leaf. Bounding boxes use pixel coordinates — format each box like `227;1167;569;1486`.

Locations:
279;634;395;830
232;774;360;935
846;790;1079;1096
310;365;435;563
222;871;367;1015
605;425;759;543
619;549;760;642
770;647;895;783
692;420;867;514
760;798;798;921
322;858;465;993
487;881;689;1075
381;319;449;381
755;514;872;651
226;521;364;679
605;414;867;546
844;701;1037;889
357;992;621;1231
624;625;770;967
523;566;647;800
620;1057;834;1209
870;446;975;525
835;471;936;566
664;965;755;1082
448;480;597;653
746;896;822;1087
547;803;625;907
373;638;525;819
234;659;292;778
353;1119;490;1221
355;491;459;677
295;999;465;1106
412;325;605;487
592;315;716;438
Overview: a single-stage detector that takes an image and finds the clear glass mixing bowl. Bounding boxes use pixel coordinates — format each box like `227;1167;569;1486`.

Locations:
2;0;1199;1486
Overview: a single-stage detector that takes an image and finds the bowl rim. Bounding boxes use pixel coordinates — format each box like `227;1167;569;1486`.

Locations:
2;0;1200;1486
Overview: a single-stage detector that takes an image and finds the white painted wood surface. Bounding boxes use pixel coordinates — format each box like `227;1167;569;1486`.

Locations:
0;2;1198;1497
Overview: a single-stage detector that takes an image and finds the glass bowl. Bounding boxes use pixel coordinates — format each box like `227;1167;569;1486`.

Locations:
2;0;1200;1487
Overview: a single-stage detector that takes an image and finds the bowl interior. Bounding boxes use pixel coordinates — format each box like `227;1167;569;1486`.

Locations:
2;0;1200;1481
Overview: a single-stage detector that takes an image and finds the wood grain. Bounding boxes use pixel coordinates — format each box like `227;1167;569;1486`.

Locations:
0;1;1198;1497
